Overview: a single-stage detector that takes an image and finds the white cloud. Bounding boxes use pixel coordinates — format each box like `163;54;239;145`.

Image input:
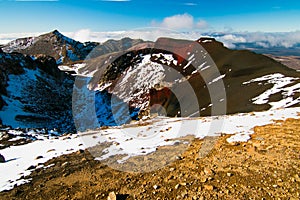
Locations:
183;2;198;6
214;31;300;48
64;29;196;43
1;29;300;51
0;39;12;45
71;29;92;42
160;13;194;29
152;13;208;30
215;34;247;48
0;32;44;45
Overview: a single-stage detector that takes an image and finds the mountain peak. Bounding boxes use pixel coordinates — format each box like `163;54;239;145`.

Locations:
41;30;65;39
52;29;60;34
50;29;64;37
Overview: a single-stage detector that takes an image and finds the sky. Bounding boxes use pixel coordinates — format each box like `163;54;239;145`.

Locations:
0;0;300;34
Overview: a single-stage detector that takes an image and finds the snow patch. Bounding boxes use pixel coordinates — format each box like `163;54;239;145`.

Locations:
243;73;300;108
201;39;213;43
208;74;226;85
58;63;87;75
0;107;299;191
111;54;166;110
0;133;83;192
152;53;177;66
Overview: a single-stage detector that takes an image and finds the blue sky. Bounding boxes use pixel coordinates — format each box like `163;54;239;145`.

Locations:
0;0;300;33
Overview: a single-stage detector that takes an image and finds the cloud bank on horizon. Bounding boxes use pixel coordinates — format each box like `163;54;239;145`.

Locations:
1;1;299;45
64;29;300;49
1;28;300;51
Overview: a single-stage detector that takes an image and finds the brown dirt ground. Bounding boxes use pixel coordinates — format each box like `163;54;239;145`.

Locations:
1;117;300;200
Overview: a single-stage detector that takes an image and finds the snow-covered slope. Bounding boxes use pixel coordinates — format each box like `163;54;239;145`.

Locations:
0;52;75;133
243;73;300;109
0;107;299;191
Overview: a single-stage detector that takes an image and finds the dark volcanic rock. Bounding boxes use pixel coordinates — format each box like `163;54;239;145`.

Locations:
35;54;68;81
0;154;5;163
92;37;300;119
0;96;6;111
196;38;300;114
0;51;75;133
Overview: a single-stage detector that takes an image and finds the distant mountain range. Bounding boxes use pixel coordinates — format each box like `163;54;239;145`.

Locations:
0;30;299;133
0;30;146;65
234;43;300;56
208;32;300;56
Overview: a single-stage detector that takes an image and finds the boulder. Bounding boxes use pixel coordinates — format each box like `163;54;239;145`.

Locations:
107;191;116;200
0;154;5;163
35;54;67;81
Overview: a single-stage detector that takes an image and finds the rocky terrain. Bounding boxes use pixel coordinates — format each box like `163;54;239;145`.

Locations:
0;51;75;133
1;30;147;65
0;31;148;132
0;30;300;199
1;31;300;132
0;116;299;200
86;37;300;122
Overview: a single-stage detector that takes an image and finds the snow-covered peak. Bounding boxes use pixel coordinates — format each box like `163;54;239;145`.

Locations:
2;37;36;53
1;30;99;64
